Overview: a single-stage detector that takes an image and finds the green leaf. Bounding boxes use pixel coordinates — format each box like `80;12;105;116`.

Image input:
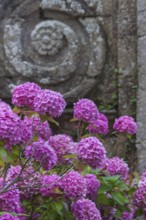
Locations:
55;202;63;216
98;185;112;194
111;192;129;206
32;135;39;142
127;134;132;140
47;116;59;126
115;209;122;218
13;106;21;114
70;118;79;122
96;194;110;206
63;154;77;159
81;134;91;138
0;147;8;162
40;114;59;126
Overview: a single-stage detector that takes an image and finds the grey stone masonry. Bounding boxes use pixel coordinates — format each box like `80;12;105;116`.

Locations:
137;0;146;172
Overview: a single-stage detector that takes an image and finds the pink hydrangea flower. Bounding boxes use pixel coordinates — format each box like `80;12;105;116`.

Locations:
72;198;102;220
0;110;32;149
0;99;11;112
49;134;77;164
25;140;57;171
77;137;106;169
24;116;52;140
0;179;22;216
6;165;41;199
0;214;19;220
84;174;100;200
133;175;146;208
12;82;41;109
120;210;134;220
60;170;87;200
33;89;66;117
105;157;129;180
113;115;137;134
40;174;60;197
73;98;99;123
88;113;109;135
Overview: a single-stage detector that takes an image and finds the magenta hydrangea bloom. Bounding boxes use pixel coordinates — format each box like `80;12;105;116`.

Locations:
88;113;109;135
60;170;87;200
0;110;31;149
24;116;52;140
0;214;19;220
0;179;21;215
120;211;134;220
105;157;129;180
84;174;100;200
77;137;106;169
0;99;11;112
6;165;41;200
142;171;146;178
133;175;146;208
113;115;137;134
12;82;41;109
73;98;99;123
33;89;66;117
133;186;146;208
19;120;33;144
72;199;102;220
25;140;57;171
40;174;60;197
49;134;76;164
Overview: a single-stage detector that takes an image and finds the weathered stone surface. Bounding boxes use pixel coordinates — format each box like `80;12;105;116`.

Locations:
117;0;137;115
136;0;146;173
137;36;146;173
137;0;146;12
138;10;146;37
0;0;118;108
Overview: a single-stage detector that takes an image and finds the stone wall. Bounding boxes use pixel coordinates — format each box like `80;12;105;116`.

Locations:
0;0;118;108
0;0;141;169
137;0;146;172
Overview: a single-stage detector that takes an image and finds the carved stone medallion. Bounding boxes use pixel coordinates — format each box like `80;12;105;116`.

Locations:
1;0;105;101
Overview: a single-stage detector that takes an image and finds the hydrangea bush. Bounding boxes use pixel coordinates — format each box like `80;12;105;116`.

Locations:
0;82;144;220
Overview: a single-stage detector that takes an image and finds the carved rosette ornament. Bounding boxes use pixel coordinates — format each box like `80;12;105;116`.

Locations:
1;0;105;101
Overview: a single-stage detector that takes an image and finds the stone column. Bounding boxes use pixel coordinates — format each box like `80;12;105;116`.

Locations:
118;0;137;116
137;0;146;172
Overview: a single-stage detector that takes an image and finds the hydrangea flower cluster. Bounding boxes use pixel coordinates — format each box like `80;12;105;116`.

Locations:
0;82;140;219
73;98;99;123
6;165;41;199
12;82;41;109
0;214;19;220
72;198;102;220
33;89;66;117
88;112;109;135
105;157;129;180
120;211;134;220
113;115;137;134
0;99;11;112
84;174;100;200
60;170;87;200
0;179;22;216
40;174;60;197
133;175;146;208
12;82;66;117
24;116;52;140
25;140;57;170
49;134;76;164
77;137;106;169
0;110;31;149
